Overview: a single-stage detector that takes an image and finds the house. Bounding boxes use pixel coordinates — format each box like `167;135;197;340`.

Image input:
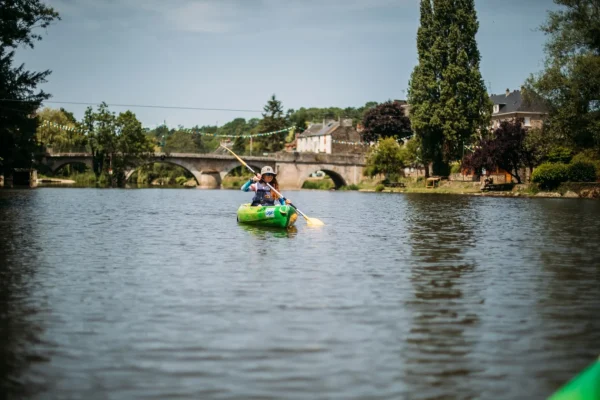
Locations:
490;88;548;130
296;119;365;155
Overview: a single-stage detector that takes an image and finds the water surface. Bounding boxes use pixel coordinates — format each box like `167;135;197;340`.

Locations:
1;188;599;399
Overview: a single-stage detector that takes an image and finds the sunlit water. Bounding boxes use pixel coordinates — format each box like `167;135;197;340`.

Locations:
1;188;599;399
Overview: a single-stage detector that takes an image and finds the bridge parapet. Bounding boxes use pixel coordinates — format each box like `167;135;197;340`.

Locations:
42;151;366;189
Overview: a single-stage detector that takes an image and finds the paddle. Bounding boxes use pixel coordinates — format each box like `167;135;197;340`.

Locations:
220;145;325;226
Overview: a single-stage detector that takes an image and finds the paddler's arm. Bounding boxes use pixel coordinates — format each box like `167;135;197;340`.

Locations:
241;179;254;192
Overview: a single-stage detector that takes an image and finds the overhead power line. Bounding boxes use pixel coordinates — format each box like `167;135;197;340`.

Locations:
0;99;263;113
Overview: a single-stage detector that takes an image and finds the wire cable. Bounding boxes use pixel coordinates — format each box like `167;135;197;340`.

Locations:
0;99;263;113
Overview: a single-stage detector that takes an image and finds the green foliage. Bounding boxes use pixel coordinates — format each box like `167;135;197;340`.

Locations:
340;184;360;191
254;95;287;153
567;161;597;182
572;150;600;177
287;102;377;129
365;137;406;182
450;162;461;174
164;130;196;153
547;146;573;164
408;0;491;175
401;137;423;167
532;162;569;189
375;184;385;192
82;103;154;186
175;176;188;185
35;108;87;152
523;127;552;169
525;0;600;151
302;179;335;190
0;0;60;174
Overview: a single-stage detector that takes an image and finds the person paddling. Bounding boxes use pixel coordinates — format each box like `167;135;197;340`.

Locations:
241;166;292;207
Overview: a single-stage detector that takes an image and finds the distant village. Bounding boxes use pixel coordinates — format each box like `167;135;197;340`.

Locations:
288;88;547;184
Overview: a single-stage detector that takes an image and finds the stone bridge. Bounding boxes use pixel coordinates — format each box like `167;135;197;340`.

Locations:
41;152;366;189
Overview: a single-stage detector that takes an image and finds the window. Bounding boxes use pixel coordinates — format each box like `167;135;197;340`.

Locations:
493;104;499;114
524;117;531;127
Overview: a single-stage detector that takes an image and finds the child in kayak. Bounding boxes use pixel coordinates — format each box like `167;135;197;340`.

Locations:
241;166;292;207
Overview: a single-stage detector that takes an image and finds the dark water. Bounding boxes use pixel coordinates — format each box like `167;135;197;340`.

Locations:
1;188;599;400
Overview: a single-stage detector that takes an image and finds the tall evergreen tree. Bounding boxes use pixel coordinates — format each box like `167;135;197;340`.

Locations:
408;0;491;175
407;0;444;175
0;0;59;177
254;95;287;153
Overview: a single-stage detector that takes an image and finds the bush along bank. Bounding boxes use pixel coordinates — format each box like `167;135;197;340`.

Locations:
532;161;597;190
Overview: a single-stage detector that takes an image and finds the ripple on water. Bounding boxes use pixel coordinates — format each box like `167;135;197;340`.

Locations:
0;189;599;399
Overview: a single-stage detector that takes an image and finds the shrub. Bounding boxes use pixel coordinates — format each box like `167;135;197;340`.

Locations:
176;176;188;185
567;161;597;182
546;146;573;164
302;179;334;190
532;162;569;189
572;151;600;178
340;184;360;191
375;184;385;192
450;162;461;174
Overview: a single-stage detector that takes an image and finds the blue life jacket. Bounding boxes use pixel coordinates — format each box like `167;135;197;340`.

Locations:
251;182;275;206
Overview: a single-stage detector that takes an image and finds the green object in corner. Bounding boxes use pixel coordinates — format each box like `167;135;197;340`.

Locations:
549;359;600;400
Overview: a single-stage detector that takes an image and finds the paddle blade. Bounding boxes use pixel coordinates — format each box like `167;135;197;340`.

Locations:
305;216;325;226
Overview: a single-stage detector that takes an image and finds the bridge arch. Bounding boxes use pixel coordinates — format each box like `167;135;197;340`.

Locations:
125;160;202;186
222;164;263;178
301;168;347;190
220;161;275;180
51;160;93;174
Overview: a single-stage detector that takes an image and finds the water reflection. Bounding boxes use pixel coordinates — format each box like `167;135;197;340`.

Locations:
238;223;298;240
0;190;48;399
403;194;483;399
532;200;600;395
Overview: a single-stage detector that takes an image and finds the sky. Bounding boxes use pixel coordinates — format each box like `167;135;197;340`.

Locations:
14;0;559;129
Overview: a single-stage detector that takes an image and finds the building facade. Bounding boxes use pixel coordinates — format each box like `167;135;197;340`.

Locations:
296;119;365;155
490;88;548;130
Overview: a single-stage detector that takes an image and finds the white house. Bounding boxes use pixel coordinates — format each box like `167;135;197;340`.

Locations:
296;119;364;154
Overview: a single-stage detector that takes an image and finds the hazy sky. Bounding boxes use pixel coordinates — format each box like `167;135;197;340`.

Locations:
15;0;557;128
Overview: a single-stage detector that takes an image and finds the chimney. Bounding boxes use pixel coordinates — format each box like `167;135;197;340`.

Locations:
505;88;510;97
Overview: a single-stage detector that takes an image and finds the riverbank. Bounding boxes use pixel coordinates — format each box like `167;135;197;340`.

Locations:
361;181;600;199
27;173;600;199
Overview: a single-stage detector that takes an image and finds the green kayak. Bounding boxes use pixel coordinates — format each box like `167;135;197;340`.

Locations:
549;358;600;400
236;203;298;228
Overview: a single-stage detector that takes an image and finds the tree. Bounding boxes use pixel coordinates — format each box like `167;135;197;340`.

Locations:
365;137;407;182
218;118;248;154
254;94;287;153
0;0;59;176
408;0;491;176
36;107;87;152
401;137;424;168
82;103;153;186
525;0;600;151
111;110;155;186
361;100;411;142
463;120;529;183
163;130;195;153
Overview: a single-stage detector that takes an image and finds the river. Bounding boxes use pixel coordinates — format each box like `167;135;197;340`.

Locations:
1;188;599;399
